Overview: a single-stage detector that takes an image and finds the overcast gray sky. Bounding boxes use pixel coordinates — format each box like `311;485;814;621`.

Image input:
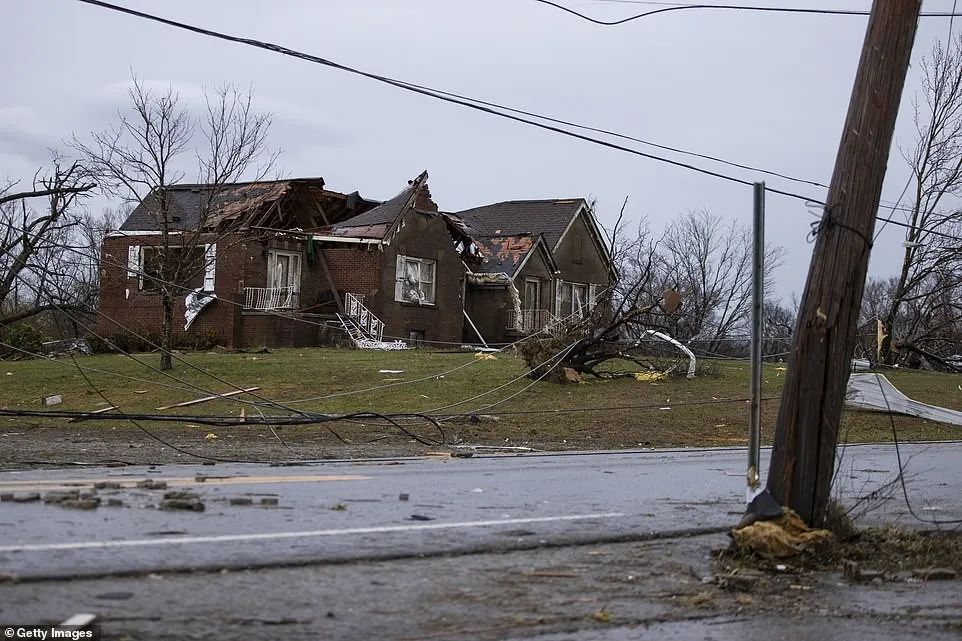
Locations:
3;0;960;300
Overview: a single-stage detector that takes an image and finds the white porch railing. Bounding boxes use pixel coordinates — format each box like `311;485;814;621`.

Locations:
244;286;299;311
506;309;552;334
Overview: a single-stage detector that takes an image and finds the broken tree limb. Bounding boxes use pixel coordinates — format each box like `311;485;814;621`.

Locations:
156;387;260;410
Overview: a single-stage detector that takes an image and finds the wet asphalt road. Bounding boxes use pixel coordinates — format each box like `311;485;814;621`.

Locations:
1;443;960;581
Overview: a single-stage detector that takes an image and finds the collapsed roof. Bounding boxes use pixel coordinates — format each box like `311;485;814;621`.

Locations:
119;178;379;233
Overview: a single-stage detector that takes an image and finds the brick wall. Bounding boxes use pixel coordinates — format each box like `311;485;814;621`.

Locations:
323;246;381;299
369;211;465;345
97;233;246;348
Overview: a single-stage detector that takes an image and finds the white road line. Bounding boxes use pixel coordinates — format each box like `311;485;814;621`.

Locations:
0;513;626;553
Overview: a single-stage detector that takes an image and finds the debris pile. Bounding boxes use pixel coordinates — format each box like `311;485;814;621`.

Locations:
731;508;833;559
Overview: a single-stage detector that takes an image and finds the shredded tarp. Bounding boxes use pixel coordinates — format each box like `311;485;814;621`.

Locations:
731;508;833;559
846;373;962;426
184;289;216;330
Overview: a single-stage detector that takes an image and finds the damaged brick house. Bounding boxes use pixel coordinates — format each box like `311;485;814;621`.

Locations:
98;172;474;348
97;171;614;349
457;199;617;345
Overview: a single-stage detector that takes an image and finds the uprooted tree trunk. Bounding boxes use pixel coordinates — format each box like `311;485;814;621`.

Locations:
516;301;689;384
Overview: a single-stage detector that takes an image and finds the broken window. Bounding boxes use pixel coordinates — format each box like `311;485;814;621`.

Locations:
395;255;436;304
556;280;589;319
137;245;206;293
268;250;301;291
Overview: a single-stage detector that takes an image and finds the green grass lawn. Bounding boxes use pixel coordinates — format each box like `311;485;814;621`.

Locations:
1;347;961;452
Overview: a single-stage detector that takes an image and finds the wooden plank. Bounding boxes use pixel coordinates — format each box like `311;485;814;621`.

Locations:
156;387;260;410
67;406;118;423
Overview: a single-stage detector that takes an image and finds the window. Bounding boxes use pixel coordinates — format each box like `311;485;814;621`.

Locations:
395;256;436;304
556;280;589;319
268;250;301;291
523;278;541;312
134;245;208;293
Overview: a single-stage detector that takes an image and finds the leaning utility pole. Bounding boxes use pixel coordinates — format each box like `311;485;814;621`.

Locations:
767;0;922;526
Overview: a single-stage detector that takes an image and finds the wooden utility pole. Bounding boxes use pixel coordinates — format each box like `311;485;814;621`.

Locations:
767;0;922;526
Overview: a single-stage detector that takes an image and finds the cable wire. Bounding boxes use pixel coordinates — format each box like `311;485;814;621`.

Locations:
533;0;962;26
71;0;962;239
874;372;962;525
73;0;823;204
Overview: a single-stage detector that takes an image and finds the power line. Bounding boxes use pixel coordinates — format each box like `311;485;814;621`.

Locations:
73;0;820;203
534;0;962;26
72;0;962;239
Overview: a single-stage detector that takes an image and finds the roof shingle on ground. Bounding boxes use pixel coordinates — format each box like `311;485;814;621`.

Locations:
455;199;585;250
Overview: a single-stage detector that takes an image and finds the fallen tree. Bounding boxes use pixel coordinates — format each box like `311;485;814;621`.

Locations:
516;290;693;384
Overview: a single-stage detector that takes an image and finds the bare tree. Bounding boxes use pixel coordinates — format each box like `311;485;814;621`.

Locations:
603;197;664;316
73;78;275;370
880;34;962;368
656;209;784;353
0;158;96;329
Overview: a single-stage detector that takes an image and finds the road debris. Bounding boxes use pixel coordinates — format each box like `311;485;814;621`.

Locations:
42;394;63;406
408;514;434;521
43;490;80;504
136;480;168;490
61;498;100;510
160;491;205;512
205;433;219;441
590;607;611;623
398;493;410;501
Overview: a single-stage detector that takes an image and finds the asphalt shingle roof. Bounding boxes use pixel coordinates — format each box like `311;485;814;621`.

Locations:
455;199;585;251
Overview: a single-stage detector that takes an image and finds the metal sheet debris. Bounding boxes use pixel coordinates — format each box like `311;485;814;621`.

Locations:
184;288;217;331
845;373;962;426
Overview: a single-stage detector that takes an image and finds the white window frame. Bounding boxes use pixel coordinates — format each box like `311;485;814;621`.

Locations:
556;280;589;319
136;244;208;293
395;255;437;305
267;250;302;292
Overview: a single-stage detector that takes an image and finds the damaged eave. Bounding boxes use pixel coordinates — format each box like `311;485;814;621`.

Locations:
106;230;172;238
310;234;383;245
466;271;513;286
